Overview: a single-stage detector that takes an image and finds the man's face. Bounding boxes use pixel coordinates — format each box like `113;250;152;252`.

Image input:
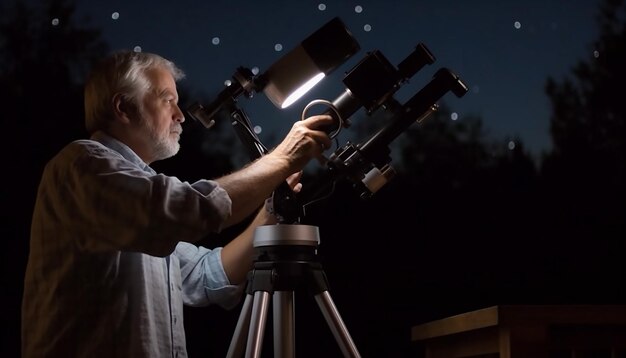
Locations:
135;66;185;162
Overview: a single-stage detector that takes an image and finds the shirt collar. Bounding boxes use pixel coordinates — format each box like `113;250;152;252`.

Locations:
90;131;157;175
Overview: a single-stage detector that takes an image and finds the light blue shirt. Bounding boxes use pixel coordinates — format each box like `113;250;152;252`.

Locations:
22;131;243;357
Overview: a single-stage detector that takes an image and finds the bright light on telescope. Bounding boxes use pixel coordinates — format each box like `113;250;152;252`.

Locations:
261;17;360;110
186;17;360;130
281;72;325;109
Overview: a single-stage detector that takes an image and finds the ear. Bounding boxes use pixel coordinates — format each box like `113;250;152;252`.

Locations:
112;93;136;124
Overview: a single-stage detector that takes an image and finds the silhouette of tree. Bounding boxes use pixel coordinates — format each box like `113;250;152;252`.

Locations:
541;0;625;303
1;0;109;199
544;0;625;188
1;0;108;142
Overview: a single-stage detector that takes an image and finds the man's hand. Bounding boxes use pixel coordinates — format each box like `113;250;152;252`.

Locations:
270;114;334;171
286;171;303;193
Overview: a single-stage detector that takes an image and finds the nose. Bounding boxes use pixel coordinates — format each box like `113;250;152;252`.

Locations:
174;103;185;123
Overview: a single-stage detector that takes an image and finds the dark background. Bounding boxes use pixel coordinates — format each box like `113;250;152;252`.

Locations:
2;0;625;357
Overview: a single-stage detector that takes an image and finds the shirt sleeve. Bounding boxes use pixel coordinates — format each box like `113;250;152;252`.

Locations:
175;242;245;309
46;140;232;256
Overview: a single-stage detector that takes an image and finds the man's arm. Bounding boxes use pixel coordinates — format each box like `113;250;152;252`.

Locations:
220;171;303;284
215;115;332;227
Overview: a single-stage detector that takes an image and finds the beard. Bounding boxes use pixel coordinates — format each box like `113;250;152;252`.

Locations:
138;112;182;162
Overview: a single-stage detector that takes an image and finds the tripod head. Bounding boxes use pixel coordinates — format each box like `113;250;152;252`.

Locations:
252;224;320;266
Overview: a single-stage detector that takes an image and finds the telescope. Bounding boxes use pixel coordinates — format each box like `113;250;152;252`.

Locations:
286;43;468;217
188;21;468;220
187;17;469;357
320;50;468;199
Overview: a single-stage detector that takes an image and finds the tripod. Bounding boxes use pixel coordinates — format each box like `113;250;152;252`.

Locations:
226;224;361;358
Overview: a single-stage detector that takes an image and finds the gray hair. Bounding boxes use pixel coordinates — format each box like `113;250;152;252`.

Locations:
84;50;185;134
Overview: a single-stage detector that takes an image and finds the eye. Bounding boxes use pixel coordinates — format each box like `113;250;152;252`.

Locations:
160;91;178;105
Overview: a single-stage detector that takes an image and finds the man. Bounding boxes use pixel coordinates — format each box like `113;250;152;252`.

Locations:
21;50;333;357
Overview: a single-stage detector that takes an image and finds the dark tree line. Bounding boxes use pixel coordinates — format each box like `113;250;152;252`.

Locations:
541;0;625;304
2;0;624;357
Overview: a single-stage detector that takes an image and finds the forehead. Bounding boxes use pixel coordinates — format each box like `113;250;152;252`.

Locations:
145;66;177;93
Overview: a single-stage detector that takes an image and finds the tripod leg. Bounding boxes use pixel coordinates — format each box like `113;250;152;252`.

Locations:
273;291;295;357
314;291;361;358
227;294;254;358
245;291;272;358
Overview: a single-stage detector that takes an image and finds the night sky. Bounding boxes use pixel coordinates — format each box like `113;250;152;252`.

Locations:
71;0;601;158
